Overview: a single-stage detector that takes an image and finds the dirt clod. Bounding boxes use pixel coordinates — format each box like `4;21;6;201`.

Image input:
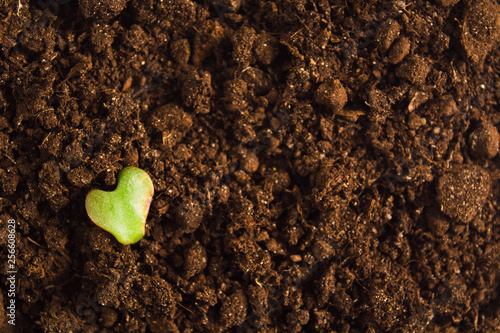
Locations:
314;80;347;112
425;207;450;237
461;0;500;65
184;242;208;279
239;148;260;174
79;0;128;21
469;121;500;159
388;36;411;64
220;290;248;328
376;19;401;53
435;0;461;6
436;165;491;223
175;199;203;235
101;307;118;328
396;54;431;85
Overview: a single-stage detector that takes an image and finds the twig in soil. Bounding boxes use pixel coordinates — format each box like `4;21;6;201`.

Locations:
175;301;194;315
27;237;47;248
17;0;23;16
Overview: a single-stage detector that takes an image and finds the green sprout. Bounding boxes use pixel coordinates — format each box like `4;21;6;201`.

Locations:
85;167;154;245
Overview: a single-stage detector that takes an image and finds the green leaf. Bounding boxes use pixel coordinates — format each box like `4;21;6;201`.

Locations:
85;167;154;245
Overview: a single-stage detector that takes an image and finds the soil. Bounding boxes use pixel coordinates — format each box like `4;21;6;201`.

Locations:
0;0;500;332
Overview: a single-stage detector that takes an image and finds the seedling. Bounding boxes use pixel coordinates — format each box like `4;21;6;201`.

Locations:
85;167;154;245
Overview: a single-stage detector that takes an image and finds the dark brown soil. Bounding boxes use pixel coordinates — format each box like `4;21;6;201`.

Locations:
1;0;500;332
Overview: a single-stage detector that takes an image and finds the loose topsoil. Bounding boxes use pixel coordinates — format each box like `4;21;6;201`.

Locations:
0;0;500;332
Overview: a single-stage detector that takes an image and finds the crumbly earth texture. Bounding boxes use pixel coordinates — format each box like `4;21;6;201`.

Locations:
1;0;500;332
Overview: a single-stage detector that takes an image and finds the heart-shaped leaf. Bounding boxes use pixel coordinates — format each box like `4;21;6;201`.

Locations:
85;167;154;245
